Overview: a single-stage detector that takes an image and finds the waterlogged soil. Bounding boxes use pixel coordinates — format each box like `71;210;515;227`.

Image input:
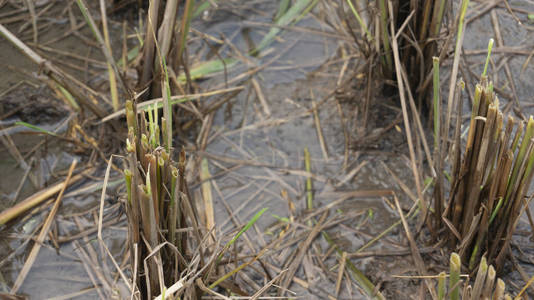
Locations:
0;1;534;299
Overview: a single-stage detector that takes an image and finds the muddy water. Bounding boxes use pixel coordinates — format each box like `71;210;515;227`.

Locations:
0;2;125;299
1;1;534;299
0;3;410;298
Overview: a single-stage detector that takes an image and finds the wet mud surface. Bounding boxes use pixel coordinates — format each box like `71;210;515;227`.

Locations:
0;1;534;299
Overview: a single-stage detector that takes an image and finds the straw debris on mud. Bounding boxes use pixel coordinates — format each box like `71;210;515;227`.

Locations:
1;0;534;299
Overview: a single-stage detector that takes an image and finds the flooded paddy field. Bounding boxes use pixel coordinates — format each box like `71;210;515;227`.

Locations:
1;0;534;299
